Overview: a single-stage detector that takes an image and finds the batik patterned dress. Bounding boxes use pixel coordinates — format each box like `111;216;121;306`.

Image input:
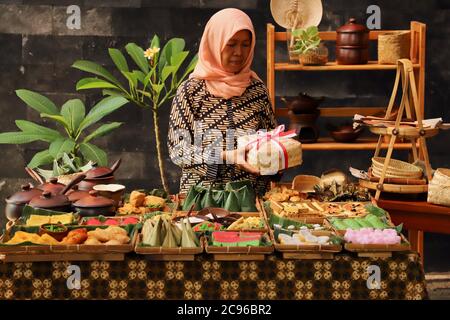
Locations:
167;77;277;195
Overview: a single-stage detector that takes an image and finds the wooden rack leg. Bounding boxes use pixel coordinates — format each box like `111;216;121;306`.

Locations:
375;135;397;200
419;137;433;181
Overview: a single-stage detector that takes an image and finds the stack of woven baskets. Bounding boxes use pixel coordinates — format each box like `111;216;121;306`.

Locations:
371;157;423;179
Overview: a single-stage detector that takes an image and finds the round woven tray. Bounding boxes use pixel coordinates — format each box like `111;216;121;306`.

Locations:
372;157;422;172
371;167;423;179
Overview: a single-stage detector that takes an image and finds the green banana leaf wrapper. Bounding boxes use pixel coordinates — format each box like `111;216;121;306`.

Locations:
182;180;258;212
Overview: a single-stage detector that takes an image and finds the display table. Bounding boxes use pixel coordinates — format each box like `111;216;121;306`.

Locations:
378;199;450;265
0;253;427;300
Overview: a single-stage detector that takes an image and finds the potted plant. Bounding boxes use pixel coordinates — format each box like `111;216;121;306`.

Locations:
0;89;128;181
291;26;328;66
72;35;198;193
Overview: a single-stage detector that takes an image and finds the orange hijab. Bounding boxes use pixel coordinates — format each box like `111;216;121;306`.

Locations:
190;8;261;99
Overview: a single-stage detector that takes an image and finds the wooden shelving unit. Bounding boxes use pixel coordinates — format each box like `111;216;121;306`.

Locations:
266;22;427;151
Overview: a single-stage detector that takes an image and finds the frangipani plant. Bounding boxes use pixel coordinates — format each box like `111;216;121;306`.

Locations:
0;89;128;178
72;35;198;192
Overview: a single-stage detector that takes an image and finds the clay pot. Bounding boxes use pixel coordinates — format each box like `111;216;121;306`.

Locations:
72;190;116;217
5;184;42;221
282;93;324;114
336;18;369;65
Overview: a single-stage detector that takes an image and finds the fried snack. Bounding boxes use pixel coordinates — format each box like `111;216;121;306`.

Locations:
5;231;41;244
38;233;60;245
113;235;130;244
62;228;88;245
129;191;146;207
104;226;127;237
87;229;111;242
144;195;166;208
84;238;102;245
290;196;302;202
104;239;122;246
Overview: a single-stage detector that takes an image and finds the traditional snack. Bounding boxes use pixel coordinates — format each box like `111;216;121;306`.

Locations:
344;228;401;245
227;217;265;231
5;231;60;245
26;213;73;227
61;228;88;245
129;191;146;207
144;195;166;208
86;226;130;245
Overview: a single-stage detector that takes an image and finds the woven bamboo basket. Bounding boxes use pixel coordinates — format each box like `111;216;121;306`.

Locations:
372;157;423;179
427;168;450;207
378;31;411;64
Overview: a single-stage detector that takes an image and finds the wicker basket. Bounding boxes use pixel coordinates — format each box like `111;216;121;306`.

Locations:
371;157;423;179
378;31;411;64
427;168;450;207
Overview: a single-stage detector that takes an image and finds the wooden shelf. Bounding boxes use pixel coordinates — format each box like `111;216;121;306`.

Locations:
301;138;417;151
275;107;386;118
274;61;420;71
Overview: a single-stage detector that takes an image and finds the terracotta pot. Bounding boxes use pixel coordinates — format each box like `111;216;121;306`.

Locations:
282;93;323;114
77;175;116;191
5;183;42;221
85;159;121;179
336;18;369;65
36;177;66;195
73;190;116;217
29;191;72;212
336;47;369;65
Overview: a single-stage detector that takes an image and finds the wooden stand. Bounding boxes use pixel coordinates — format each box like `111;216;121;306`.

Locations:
266;22;426;151
282;252;334;260
0;253;124;262
365;59;435;200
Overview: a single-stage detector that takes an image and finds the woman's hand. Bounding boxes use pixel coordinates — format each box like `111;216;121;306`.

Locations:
221;145;260;175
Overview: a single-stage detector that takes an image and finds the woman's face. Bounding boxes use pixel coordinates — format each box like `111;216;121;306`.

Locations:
221;30;252;74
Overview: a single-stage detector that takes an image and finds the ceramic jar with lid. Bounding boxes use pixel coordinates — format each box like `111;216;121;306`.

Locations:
5;183;43;221
336;18;369;65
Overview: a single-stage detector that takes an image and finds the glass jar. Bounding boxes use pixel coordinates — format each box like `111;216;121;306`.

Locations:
286;28;299;63
299;43;329;66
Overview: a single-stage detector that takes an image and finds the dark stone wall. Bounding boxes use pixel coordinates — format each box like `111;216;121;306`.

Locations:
0;0;448;271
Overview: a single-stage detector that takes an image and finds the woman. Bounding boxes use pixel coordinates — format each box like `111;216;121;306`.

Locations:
168;8;277;195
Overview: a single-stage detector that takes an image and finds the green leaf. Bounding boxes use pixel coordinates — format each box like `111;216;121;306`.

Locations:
150;35;160;50
40;114;70;130
125;43;149;74
102;89;125;97
395;223;404;234
62;153;77;172
72;60;123;88
180;54;198;83
0;132;48;144
79;142;107;166
15;120;62;142
78;96;128;132
122;71;138;89
161;65;176;82
83;122;122;144
49;138;76;159
151;83;164;95
28;149;54;169
108;48;129;72
133;70;145;84
60;99;86;135
170;51;189;69
76;78;119;90
15;89;59;115
36;168;54;181
159;38;185;76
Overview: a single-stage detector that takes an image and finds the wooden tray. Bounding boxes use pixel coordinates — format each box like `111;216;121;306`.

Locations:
359;179;428;194
0;230;138;262
134;234;204;261
204;235;274;261
269;228;342;260
344;234;411;258
369;126;439;139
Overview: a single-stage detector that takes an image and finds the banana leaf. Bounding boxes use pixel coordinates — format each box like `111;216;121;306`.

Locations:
223;191;240;212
